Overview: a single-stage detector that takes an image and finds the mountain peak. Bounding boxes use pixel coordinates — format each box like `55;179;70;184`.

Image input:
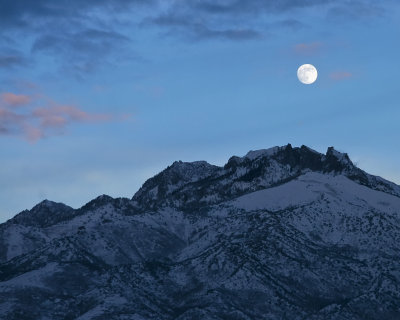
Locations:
241;144;355;173
10;200;75;227
243;145;281;160
33;199;58;210
168;160;216;178
78;194;116;212
325;146;352;162
131;160;220;209
323;146;354;173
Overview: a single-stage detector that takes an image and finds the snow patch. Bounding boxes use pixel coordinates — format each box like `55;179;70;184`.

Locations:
243;146;280;161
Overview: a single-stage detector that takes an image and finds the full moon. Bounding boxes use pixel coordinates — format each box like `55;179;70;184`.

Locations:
297;64;318;84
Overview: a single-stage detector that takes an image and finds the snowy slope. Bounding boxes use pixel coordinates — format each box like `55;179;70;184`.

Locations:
1;144;400;320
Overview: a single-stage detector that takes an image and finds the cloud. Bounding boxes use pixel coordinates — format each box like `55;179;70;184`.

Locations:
148;1;376;42
189;0;333;15
0;54;26;69
0;90;117;142
327;1;385;21
294;42;323;56
0;0;154;29
0;0;150;77
147;0;394;42
33;105;112;126
32;29;129;54
0;46;28;69
188;24;261;41
31;28;130;77
1;92;31;106
329;71;352;81
0;0;394;76
274;19;305;30
148;12;261;41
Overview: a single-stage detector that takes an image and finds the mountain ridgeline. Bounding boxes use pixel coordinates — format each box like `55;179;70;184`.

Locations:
1;144;400;320
132;144;399;211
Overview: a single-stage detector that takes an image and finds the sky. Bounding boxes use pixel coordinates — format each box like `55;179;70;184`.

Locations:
1;0;400;222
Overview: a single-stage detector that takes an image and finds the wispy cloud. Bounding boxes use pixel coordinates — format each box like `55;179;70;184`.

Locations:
0;48;28;69
0;55;26;69
329;71;353;81
0;0;154;29
191;25;261;41
294;42;323;56
274;19;305;31
0;90;117;142
189;0;333;15
327;1;385;21
148;13;261;41
1;92;31;106
31;29;131;78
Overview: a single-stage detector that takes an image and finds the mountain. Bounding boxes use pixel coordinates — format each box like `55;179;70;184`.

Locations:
1;144;400;320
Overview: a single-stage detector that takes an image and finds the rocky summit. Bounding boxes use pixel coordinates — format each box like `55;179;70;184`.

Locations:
1;144;400;320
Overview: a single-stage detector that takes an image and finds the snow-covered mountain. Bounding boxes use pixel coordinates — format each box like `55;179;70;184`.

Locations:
1;144;400;319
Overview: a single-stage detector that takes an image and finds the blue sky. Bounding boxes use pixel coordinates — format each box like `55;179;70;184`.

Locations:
1;0;399;222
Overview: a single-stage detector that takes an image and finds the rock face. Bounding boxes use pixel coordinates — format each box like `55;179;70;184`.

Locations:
1;144;400;320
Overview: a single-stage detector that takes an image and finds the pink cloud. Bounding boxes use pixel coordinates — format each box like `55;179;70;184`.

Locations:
38;114;68;128
23;124;44;142
1;92;31;107
56;105;112;122
294;42;322;56
329;71;352;81
33;105;112;128
0;91;120;142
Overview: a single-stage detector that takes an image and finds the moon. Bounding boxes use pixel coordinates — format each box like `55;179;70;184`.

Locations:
297;64;318;84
